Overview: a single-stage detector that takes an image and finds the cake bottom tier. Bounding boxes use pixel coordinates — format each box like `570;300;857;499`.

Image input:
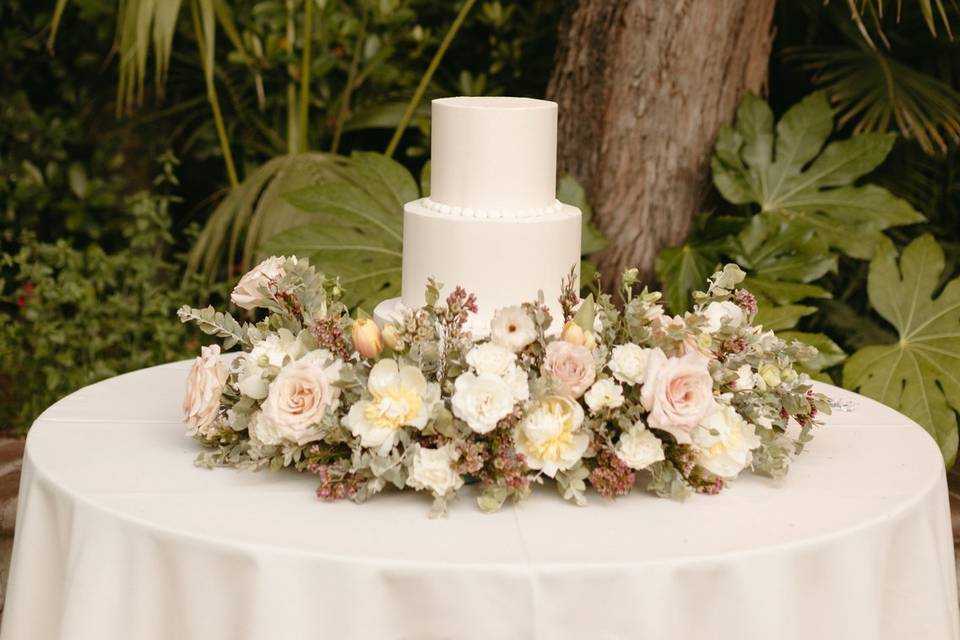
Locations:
395;199;581;329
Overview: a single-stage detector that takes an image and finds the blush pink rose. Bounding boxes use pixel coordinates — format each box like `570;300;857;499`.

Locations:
640;348;717;444
543;340;596;398
183;344;228;436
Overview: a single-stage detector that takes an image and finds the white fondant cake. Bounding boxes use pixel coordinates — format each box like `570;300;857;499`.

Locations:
374;96;582;330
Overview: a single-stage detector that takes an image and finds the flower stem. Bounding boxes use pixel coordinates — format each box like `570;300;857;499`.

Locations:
385;0;476;158
298;0;314;152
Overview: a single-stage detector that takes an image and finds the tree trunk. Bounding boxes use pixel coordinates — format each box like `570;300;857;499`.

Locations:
548;0;775;287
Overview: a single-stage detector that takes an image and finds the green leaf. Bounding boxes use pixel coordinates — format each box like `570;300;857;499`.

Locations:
755;303;817;332
779;331;847;372
655;244;718;313
711;90;924;260
843;235;960;467
558;175;607;255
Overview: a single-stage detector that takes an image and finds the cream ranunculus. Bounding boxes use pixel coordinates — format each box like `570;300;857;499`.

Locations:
451;372;517;434
641;348;717;444
257;349;342;446
407;443;464;497
230;256;287;310
584;378;624;413
183;344;228;435
490;306;537;353
701;300;745;333
515;396;589;477
608;343;651;385
615;424;666;470
344;359;440;455
466;342;529;402
692;404;761;478
543;340;596;398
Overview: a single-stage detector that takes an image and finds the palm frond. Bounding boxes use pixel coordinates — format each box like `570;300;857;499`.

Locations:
789;46;960;154
833;0;960;43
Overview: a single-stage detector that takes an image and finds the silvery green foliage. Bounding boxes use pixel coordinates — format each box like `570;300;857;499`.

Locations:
180;256;829;515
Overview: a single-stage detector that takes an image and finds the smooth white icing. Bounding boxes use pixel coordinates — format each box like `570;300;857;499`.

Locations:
429;97;557;212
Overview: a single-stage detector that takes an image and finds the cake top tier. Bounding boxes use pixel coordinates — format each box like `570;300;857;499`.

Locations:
429;97;557;213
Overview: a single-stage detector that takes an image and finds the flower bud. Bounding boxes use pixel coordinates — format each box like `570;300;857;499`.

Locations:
382;323;401;351
759;363;781;389
561;320;587;346
352;318;383;359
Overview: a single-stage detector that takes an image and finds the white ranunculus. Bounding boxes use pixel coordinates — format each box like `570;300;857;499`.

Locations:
231;256;288;310
451;372;517;434
236;330;309;400
702;300;745;333
692;404;761;478
584;378;624;413
344;359;440;455
515;396;589;477
183;344;228;436
490;306;537;353
615;425;665;471
608;343;651;385
733;364;755;391
407;443;464;497
257;349;342;446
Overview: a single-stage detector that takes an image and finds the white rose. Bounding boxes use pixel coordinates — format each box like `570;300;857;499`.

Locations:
466;342;529;403
702;301;745;332
608;343;651;385
183;344;228;436
344;359;440;456
515;396;589;477
615;425;665;470
490;306;537;353
231;256;287;310
692;404;761;478
451;372;517;434
257;350;342;446
236;330;310;400
733;364;755;391
407;443;464;497
584;378;624;413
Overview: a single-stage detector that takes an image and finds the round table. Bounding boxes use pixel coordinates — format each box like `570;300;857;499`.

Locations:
2;360;958;640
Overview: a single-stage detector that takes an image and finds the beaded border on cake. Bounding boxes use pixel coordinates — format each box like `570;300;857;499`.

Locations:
420;197;564;220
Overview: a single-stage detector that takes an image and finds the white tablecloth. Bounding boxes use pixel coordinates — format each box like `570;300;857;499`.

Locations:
2;359;957;640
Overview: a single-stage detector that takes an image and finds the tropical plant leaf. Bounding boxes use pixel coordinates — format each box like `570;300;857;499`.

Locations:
843;234;960;466
711;90;924;259
656;245;720;314
557;175;607;256
780;331;847;374
790;46;960;155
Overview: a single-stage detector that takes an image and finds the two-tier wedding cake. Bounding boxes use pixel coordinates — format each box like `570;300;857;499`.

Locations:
374;96;582;329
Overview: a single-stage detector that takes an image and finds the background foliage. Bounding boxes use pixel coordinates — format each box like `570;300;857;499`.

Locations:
3;0;960;466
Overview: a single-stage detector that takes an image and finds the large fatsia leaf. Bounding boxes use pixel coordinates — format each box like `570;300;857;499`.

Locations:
843;235;960;467
711;91;924;259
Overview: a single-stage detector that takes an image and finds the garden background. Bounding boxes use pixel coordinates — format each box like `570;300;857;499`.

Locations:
2;0;959;475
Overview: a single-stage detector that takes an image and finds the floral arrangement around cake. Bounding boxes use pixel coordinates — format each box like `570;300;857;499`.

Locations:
179;256;829;515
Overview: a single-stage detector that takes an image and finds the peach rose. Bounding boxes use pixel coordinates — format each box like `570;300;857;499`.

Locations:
257;350;342;446
543;340;596;398
231;256;287;310
183;344;228;435
640;348;717;444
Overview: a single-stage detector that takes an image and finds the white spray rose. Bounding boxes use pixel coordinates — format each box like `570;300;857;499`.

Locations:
584;378;624;413
183;344;228;436
236;330;309;400
490;306;537;353
407;443;463;497
256;349;342;446
702;301;745;332
616;425;666;470
231;256;287;310
608;343;651;385
451;372;517;434
692;404;761;478
465;342;529;402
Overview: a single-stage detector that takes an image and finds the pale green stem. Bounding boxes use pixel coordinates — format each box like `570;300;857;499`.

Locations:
191;0;239;188
385;0;477;158
298;0;314;152
330;6;368;154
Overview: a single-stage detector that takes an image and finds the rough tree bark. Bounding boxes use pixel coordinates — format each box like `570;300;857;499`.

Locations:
548;0;775;287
